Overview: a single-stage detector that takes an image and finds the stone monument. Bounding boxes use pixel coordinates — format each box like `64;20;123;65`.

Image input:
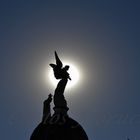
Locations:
30;51;88;140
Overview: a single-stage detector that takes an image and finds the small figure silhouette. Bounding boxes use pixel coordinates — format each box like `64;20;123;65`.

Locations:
50;51;71;80
42;94;52;123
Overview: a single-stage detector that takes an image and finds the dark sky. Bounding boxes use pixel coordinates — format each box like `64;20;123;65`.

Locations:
1;0;140;140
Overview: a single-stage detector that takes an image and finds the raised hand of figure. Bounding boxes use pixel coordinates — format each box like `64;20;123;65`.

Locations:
49;51;63;69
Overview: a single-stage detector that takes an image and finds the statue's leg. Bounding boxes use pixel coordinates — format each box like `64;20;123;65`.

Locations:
54;78;68;108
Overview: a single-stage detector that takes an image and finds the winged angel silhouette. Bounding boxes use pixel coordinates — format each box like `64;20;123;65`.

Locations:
49;51;71;109
49;51;71;80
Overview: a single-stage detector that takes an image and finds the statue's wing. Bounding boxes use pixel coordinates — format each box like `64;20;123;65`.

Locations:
55;51;63;68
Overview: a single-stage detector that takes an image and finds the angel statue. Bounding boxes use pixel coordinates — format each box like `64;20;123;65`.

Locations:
49;51;71;113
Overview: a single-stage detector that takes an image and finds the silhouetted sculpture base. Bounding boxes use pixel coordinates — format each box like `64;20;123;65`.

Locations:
30;117;88;140
30;93;88;140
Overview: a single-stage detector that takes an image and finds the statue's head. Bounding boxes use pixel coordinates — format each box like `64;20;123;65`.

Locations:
64;65;69;71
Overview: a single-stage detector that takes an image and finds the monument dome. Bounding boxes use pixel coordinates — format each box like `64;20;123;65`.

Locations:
30;117;88;140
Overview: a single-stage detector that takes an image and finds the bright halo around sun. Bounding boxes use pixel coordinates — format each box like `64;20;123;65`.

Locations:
48;62;80;89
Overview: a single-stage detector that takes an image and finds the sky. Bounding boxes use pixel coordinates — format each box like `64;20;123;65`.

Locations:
1;0;140;140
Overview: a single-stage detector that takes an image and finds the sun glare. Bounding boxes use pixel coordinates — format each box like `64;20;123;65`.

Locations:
48;62;80;89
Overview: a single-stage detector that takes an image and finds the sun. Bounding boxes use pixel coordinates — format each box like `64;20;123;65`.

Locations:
48;62;80;89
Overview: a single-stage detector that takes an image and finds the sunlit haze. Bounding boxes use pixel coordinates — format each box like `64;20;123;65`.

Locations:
1;1;140;140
